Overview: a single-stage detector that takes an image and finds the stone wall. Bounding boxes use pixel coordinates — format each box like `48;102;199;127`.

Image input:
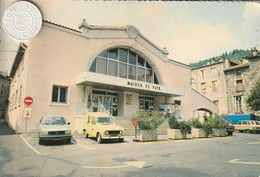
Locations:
225;56;260;114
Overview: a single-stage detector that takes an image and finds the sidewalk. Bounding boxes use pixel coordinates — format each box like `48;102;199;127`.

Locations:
0;119;16;135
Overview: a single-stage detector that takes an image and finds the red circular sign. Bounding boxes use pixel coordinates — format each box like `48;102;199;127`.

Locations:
132;118;138;127
24;96;33;105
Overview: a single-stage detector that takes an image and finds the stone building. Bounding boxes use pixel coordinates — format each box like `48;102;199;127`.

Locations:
191;57;238;116
224;48;260;114
0;72;10;119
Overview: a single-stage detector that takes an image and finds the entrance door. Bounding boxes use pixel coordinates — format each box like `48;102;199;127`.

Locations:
92;95;105;112
92;90;118;116
139;96;154;111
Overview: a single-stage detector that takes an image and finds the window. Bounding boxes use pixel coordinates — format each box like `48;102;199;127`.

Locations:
201;82;206;93
213;100;219;113
200;70;205;80
52;85;68;104
19;86;22;104
174;100;181;106
235;96;243;113
236;80;244;92
211;67;216;78
89;47;159;84
212;80;217;92
236;70;242;76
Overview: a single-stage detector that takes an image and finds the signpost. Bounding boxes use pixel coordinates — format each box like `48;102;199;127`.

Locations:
24;96;33;133
24;96;33;106
132;118;138;141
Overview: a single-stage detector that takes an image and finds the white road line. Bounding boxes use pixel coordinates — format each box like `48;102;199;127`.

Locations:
72;142;95;150
228;159;260;165
83;161;146;169
247;142;260;145
19;134;41;155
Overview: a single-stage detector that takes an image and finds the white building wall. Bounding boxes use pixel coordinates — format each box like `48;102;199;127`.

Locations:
8;22;217;133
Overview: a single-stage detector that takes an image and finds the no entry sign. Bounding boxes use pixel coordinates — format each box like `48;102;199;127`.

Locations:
24;96;33;106
132;118;138;127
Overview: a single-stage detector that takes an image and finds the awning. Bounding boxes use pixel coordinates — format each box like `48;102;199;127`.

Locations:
76;71;184;97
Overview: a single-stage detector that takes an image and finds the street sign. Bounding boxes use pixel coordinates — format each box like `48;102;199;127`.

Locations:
132;118;138;127
24;107;32;118
24;96;33;106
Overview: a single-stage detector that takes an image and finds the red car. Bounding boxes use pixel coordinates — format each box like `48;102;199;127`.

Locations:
226;124;235;135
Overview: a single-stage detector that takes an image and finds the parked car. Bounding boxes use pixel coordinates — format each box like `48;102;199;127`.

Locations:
38;116;72;144
226;123;235;135
234;120;260;133
83;112;124;143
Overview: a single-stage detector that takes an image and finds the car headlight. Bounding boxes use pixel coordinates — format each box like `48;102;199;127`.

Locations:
105;131;109;135
65;130;71;135
120;130;123;134
40;131;48;136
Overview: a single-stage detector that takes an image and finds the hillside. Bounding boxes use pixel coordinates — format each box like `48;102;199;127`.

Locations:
189;48;254;68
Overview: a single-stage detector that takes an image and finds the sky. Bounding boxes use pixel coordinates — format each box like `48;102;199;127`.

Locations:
1;0;260;74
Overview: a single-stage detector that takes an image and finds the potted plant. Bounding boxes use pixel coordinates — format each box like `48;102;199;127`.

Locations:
167;115;191;139
191;118;212;138
208;114;229;137
130;109;165;142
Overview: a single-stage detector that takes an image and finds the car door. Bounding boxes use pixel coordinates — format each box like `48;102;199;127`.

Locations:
235;121;242;130
85;116;94;137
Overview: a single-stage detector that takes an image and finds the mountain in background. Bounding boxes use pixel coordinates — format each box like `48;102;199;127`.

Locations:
189;48;254;68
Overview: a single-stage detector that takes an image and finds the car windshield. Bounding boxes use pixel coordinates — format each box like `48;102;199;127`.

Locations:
254;121;260;125
41;117;66;125
96;117;114;124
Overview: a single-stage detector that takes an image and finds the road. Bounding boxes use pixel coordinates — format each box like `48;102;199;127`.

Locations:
0;120;260;177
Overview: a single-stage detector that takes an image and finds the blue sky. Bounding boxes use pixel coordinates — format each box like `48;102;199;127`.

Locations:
1;1;260;73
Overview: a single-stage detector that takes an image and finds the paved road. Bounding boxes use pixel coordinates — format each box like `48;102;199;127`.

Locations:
0;120;260;177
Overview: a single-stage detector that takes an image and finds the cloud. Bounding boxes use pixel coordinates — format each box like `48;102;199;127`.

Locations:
240;2;260;48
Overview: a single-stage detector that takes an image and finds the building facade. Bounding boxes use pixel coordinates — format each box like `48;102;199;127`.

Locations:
0;73;10;119
191;57;238;115
7;20;216;133
224;50;260;114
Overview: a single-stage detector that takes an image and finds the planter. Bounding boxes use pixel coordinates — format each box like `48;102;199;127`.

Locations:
192;128;208;138
137;129;157;142
212;128;227;137
167;129;186;140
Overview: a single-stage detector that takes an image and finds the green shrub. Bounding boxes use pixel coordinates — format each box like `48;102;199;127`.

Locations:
168;115;191;135
130;109;165;130
207;114;229;128
192;118;212;135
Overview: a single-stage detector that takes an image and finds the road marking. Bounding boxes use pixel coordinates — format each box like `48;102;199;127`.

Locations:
247;142;260;145
72;142;95;150
83;161;146;169
228;159;260;165
20;134;41;155
140;137;232;144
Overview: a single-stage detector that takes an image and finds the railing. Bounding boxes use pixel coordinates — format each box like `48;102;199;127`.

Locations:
76;102;114;119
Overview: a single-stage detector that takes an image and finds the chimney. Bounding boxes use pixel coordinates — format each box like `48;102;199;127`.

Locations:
253;47;257;56
224;58;230;69
163;47;169;60
221;54;225;62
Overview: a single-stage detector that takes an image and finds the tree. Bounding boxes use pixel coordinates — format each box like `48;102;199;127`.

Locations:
246;79;260;111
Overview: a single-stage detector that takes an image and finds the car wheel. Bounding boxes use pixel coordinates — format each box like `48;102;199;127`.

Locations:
227;131;233;136
119;138;124;142
246;130;251;134
85;133;89;138
97;133;103;144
